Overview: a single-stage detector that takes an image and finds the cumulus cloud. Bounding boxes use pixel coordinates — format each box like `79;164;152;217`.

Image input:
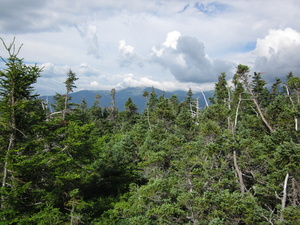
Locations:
253;28;300;80
163;31;181;49
40;62;69;78
40;63;55;77
151;31;234;83
77;22;100;58
115;73;214;92
119;40;134;55
119;40;135;66
118;39;144;67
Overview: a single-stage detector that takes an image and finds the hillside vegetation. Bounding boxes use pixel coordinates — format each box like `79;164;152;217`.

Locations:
1;39;300;224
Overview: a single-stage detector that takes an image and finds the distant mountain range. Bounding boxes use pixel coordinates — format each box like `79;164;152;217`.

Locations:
40;87;214;113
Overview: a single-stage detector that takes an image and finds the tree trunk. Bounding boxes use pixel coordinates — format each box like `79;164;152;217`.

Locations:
201;90;209;107
285;86;298;131
63;93;68;120
233;95;242;134
227;88;231;130
1;92;16;209
249;90;273;132
244;82;274;132
1;133;15;210
292;177;297;207
233;150;245;196
280;173;289;221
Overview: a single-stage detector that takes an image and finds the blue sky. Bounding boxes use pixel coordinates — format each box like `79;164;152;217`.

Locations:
194;2;230;15
1;0;300;95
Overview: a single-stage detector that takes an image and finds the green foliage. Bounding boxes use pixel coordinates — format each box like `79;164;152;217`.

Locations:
52;93;67;111
65;69;78;94
251;72;269;103
125;97;138;115
1;40;300;224
211;72;229;105
27;204;63;224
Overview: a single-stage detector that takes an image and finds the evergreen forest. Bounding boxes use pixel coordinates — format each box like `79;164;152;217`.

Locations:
1;39;300;224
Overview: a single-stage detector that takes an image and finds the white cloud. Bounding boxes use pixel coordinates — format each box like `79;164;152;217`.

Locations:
90;81;100;87
119;40;135;55
152;31;181;57
163;31;181;49
76;63;101;76
40;63;55;77
115;73;214;92
1;0;300;96
77;21;100;58
253;28;300;80
40;63;69;78
118;40;137;67
151;31;235;83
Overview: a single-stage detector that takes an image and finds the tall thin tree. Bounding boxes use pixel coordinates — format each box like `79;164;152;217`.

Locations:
63;69;78;120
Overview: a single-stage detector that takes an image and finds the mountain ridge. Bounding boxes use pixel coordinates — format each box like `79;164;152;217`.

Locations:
40;87;214;113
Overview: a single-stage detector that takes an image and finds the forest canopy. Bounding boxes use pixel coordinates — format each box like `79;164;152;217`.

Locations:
0;38;300;224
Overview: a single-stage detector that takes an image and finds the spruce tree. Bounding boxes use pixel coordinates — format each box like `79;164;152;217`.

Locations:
251;72;270;106
212;72;229;105
125;97;138;116
0;38;43;218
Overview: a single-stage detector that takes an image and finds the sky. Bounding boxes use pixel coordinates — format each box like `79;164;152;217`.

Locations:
1;0;300;95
